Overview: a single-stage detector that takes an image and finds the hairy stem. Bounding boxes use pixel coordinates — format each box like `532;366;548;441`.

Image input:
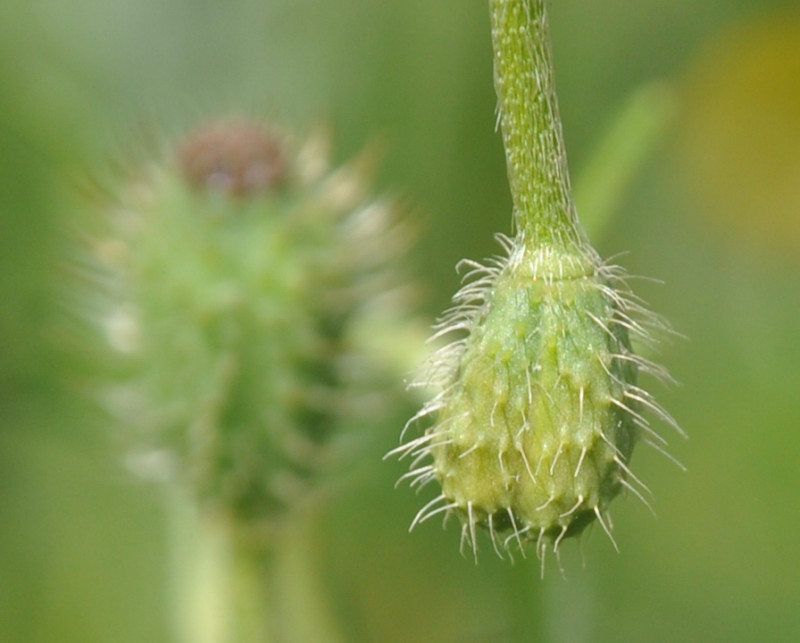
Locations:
490;0;585;251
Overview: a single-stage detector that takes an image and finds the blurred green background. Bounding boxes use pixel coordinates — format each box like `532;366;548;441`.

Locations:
2;0;800;641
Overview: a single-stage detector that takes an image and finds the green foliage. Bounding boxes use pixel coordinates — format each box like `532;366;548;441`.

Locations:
2;0;800;641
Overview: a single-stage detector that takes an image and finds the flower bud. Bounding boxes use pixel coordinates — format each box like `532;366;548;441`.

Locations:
391;0;682;565
89;119;414;539
394;240;678;561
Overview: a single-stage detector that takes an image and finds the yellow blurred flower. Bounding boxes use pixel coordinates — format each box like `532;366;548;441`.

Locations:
678;12;800;256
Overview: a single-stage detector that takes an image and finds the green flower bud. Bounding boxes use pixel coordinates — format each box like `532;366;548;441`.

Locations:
394;240;678;561
90;119;414;540
391;0;681;565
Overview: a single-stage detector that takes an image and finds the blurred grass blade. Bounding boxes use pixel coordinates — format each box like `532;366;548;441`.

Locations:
575;82;678;241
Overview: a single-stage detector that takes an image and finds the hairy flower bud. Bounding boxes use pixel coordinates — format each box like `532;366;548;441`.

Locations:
393;240;679;563
88;119;414;539
390;0;682;566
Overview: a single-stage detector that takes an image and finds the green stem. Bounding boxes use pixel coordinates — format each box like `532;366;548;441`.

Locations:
543;572;594;643
230;543;282;643
506;562;544;641
167;489;344;643
273;508;345;643
490;0;584;251
167;489;282;643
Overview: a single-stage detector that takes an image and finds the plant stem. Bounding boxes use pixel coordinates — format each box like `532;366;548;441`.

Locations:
489;0;585;251
506;562;545;641
273;507;345;643
167;489;282;643
167;488;344;643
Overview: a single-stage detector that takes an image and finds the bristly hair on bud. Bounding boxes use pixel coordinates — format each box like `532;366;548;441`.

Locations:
389;0;683;570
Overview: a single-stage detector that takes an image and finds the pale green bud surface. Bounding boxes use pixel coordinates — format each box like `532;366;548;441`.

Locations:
427;247;640;555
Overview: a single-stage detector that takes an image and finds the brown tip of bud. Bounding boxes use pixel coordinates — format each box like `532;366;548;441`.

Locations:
177;120;287;197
